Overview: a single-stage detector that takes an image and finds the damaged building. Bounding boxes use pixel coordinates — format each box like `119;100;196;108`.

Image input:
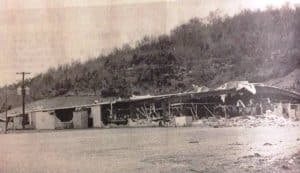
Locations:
100;81;300;126
0;96;107;130
1;81;300;130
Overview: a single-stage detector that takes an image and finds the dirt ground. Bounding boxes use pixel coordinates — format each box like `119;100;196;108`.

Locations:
1;127;300;173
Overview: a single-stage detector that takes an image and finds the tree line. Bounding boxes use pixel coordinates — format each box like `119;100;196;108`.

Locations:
1;4;300;108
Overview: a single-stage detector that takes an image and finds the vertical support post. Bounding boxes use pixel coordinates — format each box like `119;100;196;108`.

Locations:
22;74;25;120
180;98;183;112
223;106;228;119
168;102;171;117
5;109;8;133
162;102;167;118
195;104;198;119
110;102;114;120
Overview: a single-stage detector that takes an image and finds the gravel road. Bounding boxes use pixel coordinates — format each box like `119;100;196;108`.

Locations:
1;127;300;173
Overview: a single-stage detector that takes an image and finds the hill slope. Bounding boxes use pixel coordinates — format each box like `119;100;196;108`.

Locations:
1;5;300;108
266;68;300;92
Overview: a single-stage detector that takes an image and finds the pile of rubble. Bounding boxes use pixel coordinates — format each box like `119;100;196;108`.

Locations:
117;113;300;128
127;119;160;127
192;114;300;128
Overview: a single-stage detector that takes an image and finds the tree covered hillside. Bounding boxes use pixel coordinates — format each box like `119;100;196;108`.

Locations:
1;5;300;107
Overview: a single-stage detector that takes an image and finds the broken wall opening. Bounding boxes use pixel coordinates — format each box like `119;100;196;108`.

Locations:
54;108;74;129
55;109;74;121
101;104;112;125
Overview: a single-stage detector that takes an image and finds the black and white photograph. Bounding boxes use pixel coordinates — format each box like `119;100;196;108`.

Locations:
0;0;300;172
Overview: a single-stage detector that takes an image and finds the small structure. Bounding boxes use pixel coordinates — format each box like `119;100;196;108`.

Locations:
0;96;110;130
175;116;193;126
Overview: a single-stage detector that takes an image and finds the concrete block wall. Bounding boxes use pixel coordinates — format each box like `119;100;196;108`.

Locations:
35;111;55;130
282;103;290;118
291;104;300;120
73;110;88;129
13;116;23;130
275;103;300;120
175;116;193;127
29;112;36;128
296;105;300;119
288;107;297;120
272;103;283;116
91;105;103;128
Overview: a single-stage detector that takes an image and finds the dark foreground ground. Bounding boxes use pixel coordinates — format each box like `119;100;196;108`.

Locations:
1;127;300;173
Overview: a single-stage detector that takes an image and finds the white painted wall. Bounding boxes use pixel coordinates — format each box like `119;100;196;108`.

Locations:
73;111;88;129
91;105;102;128
175;116;193;127
35;111;55;130
29;112;36;128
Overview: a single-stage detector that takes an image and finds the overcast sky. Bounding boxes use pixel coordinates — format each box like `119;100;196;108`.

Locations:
0;0;299;86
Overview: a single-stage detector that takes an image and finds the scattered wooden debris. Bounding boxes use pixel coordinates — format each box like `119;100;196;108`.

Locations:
189;141;199;144
242;153;261;159
263;142;273;146
282;164;290;170
228;142;243;146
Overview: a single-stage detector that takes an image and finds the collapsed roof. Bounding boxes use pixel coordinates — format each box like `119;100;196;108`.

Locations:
0;81;299;120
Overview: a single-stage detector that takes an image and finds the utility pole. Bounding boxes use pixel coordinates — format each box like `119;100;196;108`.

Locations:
16;72;30;124
4;86;8;134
